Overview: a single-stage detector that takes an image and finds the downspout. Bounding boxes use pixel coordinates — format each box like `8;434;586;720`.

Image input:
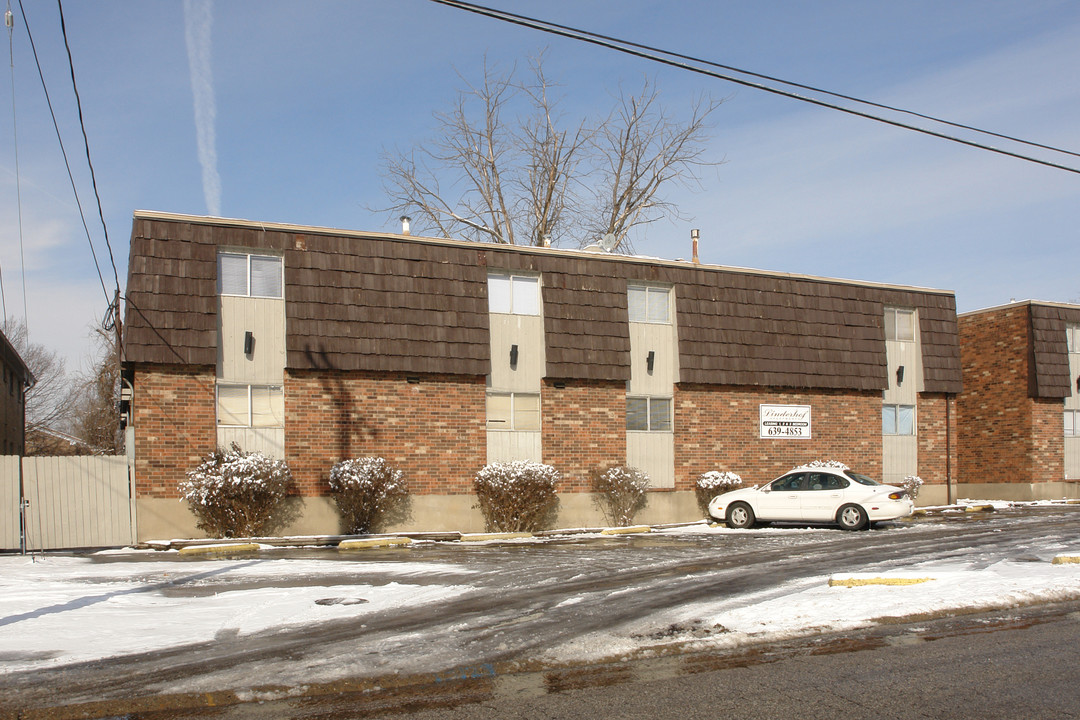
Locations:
946;393;954;505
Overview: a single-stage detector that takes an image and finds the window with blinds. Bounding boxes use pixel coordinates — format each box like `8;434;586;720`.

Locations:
218;252;283;298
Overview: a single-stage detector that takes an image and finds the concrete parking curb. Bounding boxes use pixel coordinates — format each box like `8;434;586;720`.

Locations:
600;525;651;535
965;504;996;513
177;543;260;556
1052;554;1080;565
460;532;533;542
828;576;934;587
338;537;413;550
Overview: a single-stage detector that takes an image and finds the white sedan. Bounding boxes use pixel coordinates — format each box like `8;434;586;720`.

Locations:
707;466;914;530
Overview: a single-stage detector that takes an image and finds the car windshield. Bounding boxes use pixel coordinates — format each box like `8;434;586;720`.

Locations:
845;471;880;486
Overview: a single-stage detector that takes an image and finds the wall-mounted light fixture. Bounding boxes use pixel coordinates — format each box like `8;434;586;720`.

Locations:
646;350;656;374
510;344;519;368
406;375;421;384
244;331;255;356
1076;375;1079;393
553;381;566;389
896;365;905;385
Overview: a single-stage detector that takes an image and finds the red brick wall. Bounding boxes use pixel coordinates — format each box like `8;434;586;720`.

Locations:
958;307;1043;484
673;385;882;489
1031;397;1064;482
285;370;486;495
917;394;958;486
541;379;626;492
132;366;217;498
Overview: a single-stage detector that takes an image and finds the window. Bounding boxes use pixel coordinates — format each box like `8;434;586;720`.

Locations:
882;404;915;435
1067;325;1080;353
488;273;540;315
628;285;671;324
626;396;672;432
486;392;540;431
1066;410;1080;437
217;384;284;427
218;252;283;298
885;308;915;342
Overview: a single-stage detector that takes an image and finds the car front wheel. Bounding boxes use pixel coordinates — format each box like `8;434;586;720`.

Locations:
726;502;756;529
837;504;868;531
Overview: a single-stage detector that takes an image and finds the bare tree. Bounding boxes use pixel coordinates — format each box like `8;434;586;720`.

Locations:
379;55;720;251
71;328;122;454
2;318;73;444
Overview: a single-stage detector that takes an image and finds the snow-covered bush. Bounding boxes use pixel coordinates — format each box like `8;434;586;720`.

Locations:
590;465;649;527
799;460;850;471
180;443;296;538
901;475;924;500
328;457;412;534
695;471;743;516
473;461;560;532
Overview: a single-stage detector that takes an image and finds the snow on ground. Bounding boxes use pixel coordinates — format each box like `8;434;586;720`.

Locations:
3;516;1080;677
0;555;474;672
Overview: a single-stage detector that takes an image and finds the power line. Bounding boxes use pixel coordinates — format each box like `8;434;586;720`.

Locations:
14;0;112;310
429;0;1080;176
57;0;120;299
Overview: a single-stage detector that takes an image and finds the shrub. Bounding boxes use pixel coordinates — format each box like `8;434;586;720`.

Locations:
901;475;924;500
473;461;560;532
590;465;649;527
180;443;296;538
695;471;743;516
328;457;411;534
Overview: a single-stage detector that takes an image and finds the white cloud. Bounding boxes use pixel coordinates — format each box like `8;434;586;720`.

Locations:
183;0;222;217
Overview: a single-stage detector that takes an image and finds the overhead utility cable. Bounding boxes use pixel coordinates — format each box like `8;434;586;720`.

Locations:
57;0;120;300
429;0;1080;176
15;0;112;308
4;0;18;322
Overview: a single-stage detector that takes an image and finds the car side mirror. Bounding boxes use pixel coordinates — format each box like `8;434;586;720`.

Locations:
760;485;771;493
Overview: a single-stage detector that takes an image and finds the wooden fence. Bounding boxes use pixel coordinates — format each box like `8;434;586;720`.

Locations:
0;455;135;551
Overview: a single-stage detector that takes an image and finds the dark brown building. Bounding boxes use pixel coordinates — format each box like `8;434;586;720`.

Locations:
958;301;1080;498
124;211;963;539
0;329;33;456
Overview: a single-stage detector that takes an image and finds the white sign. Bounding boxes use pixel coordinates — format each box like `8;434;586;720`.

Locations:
759;404;811;439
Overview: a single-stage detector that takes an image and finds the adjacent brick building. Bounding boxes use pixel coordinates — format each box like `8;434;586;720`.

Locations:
123;211;964;539
0;329;33;456
957;301;1080;498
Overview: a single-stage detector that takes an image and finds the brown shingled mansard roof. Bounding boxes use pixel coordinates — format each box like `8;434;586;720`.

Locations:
123;211;962;393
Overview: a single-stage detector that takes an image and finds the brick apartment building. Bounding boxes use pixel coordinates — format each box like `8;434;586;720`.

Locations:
123;211;962;539
957;301;1080;499
0;328;33;456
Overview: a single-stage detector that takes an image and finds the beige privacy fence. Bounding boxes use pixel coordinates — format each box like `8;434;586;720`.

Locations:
0;455;135;551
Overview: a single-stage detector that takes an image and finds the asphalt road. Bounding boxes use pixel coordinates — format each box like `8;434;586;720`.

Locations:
2;506;1079;719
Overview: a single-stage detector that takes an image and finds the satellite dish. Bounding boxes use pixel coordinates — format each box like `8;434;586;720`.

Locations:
600;233;617;252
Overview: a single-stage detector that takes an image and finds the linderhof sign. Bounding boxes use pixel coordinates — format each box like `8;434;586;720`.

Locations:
759;404;811;439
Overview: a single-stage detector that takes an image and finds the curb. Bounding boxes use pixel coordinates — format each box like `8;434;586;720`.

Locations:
338;537;413;550
460;532;533;542
828;576;934;587
600;525;651;535
1052;554;1080;565
965;504;996;513
177;543;261;556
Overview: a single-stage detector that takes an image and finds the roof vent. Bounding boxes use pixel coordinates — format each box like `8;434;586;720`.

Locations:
400;216;411;236
691;228;700;264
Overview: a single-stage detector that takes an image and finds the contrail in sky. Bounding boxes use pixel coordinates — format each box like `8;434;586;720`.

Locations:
183;0;222;217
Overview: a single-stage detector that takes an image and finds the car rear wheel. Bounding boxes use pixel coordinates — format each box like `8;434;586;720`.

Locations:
726;502;756;529
837;504;868;531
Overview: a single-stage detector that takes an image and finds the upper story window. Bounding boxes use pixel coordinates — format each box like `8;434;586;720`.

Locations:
1066;410;1080;437
1067;325;1080;353
626;396;672;432
885;308;915;343
218;252;283;298
488;273;539;315
628;285;671;324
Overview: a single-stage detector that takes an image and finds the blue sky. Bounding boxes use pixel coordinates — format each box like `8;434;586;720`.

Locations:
1;0;1078;369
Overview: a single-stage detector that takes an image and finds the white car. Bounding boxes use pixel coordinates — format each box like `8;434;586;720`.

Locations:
707;466;914;531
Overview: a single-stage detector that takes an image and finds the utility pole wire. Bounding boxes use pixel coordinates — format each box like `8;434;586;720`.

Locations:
430;0;1080;176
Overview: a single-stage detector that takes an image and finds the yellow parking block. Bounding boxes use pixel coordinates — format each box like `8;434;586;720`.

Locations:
829;576;934;587
178;543;260;556
338;537;413;550
965;504;996;513
600;525;652;535
460;532;533;542
1052;554;1080;565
